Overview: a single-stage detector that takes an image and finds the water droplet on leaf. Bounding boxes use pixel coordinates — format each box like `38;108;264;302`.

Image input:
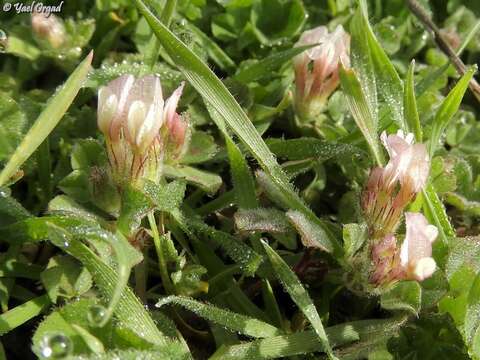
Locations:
38;333;72;359
87;304;107;327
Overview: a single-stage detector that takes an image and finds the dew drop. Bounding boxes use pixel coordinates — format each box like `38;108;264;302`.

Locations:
38;333;72;359
87;304;107;327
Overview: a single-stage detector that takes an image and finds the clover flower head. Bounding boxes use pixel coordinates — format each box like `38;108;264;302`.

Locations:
293;25;350;121
97;74;186;186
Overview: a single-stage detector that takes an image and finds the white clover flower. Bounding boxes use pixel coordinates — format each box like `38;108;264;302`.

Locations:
97;74;186;186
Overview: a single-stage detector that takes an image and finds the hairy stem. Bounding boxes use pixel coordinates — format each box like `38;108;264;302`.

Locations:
406;0;480;102
148;211;174;294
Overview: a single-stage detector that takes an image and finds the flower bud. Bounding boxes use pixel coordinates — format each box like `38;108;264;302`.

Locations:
161;83;190;163
97;74;185;187
293;25;350;121
31;12;66;49
370;234;401;285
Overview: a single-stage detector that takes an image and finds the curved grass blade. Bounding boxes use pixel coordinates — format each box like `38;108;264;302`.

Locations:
262;240;337;360
135;0;338;254
0;217;151;337
157;296;281;338
69;225;143;327
0;52;93;187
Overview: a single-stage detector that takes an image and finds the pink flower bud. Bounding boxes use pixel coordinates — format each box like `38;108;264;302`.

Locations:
370;234;401;285
162;83;190;162
293;25;350;121
97;75;185;186
31;12;66;49
399;212;438;281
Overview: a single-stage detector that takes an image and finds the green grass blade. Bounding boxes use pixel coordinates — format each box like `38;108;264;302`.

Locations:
186;22;236;72
210;316;407;359
357;0;404;129
0;52;93;187
234;44;314;83
144;0;177;69
422;184;455;241
262;240;336;360
205;104;258;209
404;61;422;142
339;67;384;166
0;294;50;336
428;67;475;156
157;295;281;338
135;0;338;253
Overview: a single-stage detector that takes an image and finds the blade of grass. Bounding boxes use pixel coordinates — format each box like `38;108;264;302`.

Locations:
422;184;455;241
148;212;175;294
357;0;405;129
404;61;422;142
157;295;281;338
135;0;339;254
428;67;475;156
0;217;161;343
186;21;236;72
210;315;407;359
0;52;93;187
234;44;315;83
0;294;50;336
262;240;337;360
144;0;177;69
339;67;384;166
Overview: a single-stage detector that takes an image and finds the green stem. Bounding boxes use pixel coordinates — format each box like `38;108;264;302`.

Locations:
406;0;480;102
148;211;174;294
36;137;52;206
145;0;178;69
